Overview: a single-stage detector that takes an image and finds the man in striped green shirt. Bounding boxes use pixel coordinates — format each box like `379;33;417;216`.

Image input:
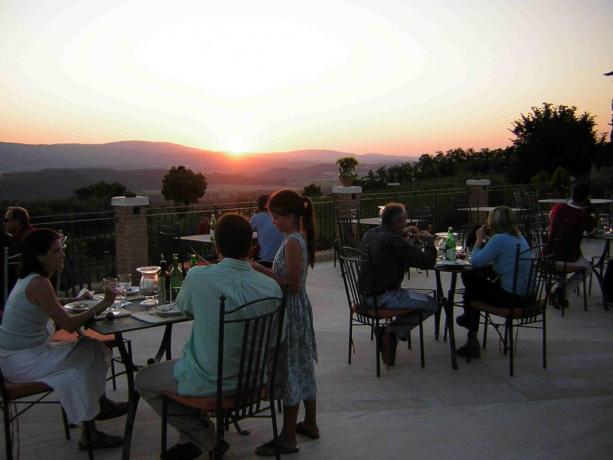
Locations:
136;214;282;459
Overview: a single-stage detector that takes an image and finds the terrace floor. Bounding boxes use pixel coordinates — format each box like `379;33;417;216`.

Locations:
9;239;613;460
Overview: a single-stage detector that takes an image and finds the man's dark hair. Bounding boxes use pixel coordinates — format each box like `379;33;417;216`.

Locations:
572;183;590;203
216;213;252;259
7;206;30;227
381;203;406;227
256;194;270;212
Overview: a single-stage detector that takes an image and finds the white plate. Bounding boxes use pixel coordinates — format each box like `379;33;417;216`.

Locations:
152;305;182;317
64;300;97;313
125;286;140;295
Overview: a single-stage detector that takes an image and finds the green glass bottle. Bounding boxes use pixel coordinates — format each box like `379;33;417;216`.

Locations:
209;211;217;242
169;253;183;303
445;227;456;261
158;253;168;304
190;253;198;268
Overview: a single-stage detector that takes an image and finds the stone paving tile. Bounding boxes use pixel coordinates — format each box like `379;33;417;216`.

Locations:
4;252;613;459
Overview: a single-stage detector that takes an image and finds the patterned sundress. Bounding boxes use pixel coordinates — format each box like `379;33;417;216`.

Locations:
273;232;318;406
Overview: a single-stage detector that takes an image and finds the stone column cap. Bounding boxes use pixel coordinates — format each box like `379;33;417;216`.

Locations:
111;196;150;207
466;179;491;186
332;186;363;194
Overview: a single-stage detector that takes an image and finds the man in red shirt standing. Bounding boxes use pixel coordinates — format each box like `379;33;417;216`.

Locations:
547;183;595;308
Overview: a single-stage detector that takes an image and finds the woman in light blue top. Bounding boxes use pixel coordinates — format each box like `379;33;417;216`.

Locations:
457;206;532;358
0;228;126;451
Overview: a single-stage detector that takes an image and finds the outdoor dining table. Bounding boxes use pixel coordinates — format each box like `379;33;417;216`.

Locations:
87;301;192;460
181;232;257;244
432;258;472;370
538;198;613;205
584;231;613;309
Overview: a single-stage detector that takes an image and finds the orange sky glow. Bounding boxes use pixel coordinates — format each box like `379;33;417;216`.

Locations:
0;0;611;157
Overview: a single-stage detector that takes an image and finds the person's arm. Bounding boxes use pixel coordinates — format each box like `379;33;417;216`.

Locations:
470;233;501;268
27;277;115;333
398;233;437;269
252;238;301;293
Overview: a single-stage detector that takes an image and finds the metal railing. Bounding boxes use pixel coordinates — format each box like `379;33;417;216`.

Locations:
24;183;541;281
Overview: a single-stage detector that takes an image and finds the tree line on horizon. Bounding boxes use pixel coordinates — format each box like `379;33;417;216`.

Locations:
356;102;613;192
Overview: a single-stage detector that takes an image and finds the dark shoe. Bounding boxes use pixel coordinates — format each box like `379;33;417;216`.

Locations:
95;400;129;421
255;439;299;457
296;421;320;439
164;442;202;460
78;431;124;450
550;287;568;310
376;326;397;366
456;341;481;359
455;314;469;329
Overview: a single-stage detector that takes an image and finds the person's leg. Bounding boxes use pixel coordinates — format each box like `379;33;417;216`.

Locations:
564;255;592;294
375;289;437;338
135;360;215;454
279;403;299;447
299;399;319;438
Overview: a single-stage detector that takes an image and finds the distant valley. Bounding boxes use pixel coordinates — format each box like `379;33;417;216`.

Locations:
0;140;417;199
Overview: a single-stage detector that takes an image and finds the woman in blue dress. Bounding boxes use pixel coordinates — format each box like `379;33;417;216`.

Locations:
252;189;319;456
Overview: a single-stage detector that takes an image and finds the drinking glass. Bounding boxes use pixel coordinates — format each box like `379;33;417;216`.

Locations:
102;277;120;315
117;273;132;307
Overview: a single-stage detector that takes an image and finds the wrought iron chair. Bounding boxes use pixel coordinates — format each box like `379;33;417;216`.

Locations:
338;245;426;377
333;209;361;267
160;293;287;459
467;245;552;376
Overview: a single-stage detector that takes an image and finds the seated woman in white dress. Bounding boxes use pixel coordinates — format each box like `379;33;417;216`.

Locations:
0;228;127;450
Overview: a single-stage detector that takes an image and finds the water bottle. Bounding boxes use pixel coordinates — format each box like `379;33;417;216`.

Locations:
445;227;457;261
209;212;217;242
169;253;183;302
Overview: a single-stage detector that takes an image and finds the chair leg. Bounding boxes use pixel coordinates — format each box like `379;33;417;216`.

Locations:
509;319;514;377
269;397;281;460
543;311;547;369
110;357;117;391
419;313;425;368
61;408;71;440
84;421;94;460
3;398;12;460
407;330;412;350
482;313;488;350
348;316;353;365
375;323;381;378
161;395;168;459
582;273;587;311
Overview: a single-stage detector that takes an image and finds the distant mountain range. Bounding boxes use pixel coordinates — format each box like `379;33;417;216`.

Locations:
0;141;417;199
0;141;414;173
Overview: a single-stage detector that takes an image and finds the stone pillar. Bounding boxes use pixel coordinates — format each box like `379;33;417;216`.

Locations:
332;185;362;218
112;196;150;279
466;179;490;224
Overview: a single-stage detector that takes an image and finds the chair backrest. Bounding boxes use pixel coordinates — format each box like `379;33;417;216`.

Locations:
216;292;286;416
513;245;552;318
338;245;384;324
3;247;20;306
336;213;361;249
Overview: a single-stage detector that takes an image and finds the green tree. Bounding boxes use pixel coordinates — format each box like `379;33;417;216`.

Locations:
303;183;322;197
548;166;571;194
161;166;207;205
508;102;603;182
73;181;128;201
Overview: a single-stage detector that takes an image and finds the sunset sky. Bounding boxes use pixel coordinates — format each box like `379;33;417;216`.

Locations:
0;0;611;156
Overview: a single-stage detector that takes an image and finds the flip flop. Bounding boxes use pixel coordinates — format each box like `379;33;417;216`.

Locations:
296;422;320;439
255;439;299;457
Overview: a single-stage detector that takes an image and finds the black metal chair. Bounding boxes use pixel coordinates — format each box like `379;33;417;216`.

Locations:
334;209;361;267
338;245;426;377
467;245;552;376
0;366;97;459
160;293;287;459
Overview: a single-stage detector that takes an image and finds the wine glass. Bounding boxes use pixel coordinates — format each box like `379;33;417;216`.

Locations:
102;277;120;315
117;273;132;307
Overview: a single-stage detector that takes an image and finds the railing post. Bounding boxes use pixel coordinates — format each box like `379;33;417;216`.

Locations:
466;179;490;223
112;196;150;279
332;185;363;245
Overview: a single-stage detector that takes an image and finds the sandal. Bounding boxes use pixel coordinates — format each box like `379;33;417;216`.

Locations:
78;431;124;450
296;422;320;439
255;439;299;457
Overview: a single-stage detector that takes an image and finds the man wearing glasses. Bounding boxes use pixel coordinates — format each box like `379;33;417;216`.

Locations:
4;206;34;245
